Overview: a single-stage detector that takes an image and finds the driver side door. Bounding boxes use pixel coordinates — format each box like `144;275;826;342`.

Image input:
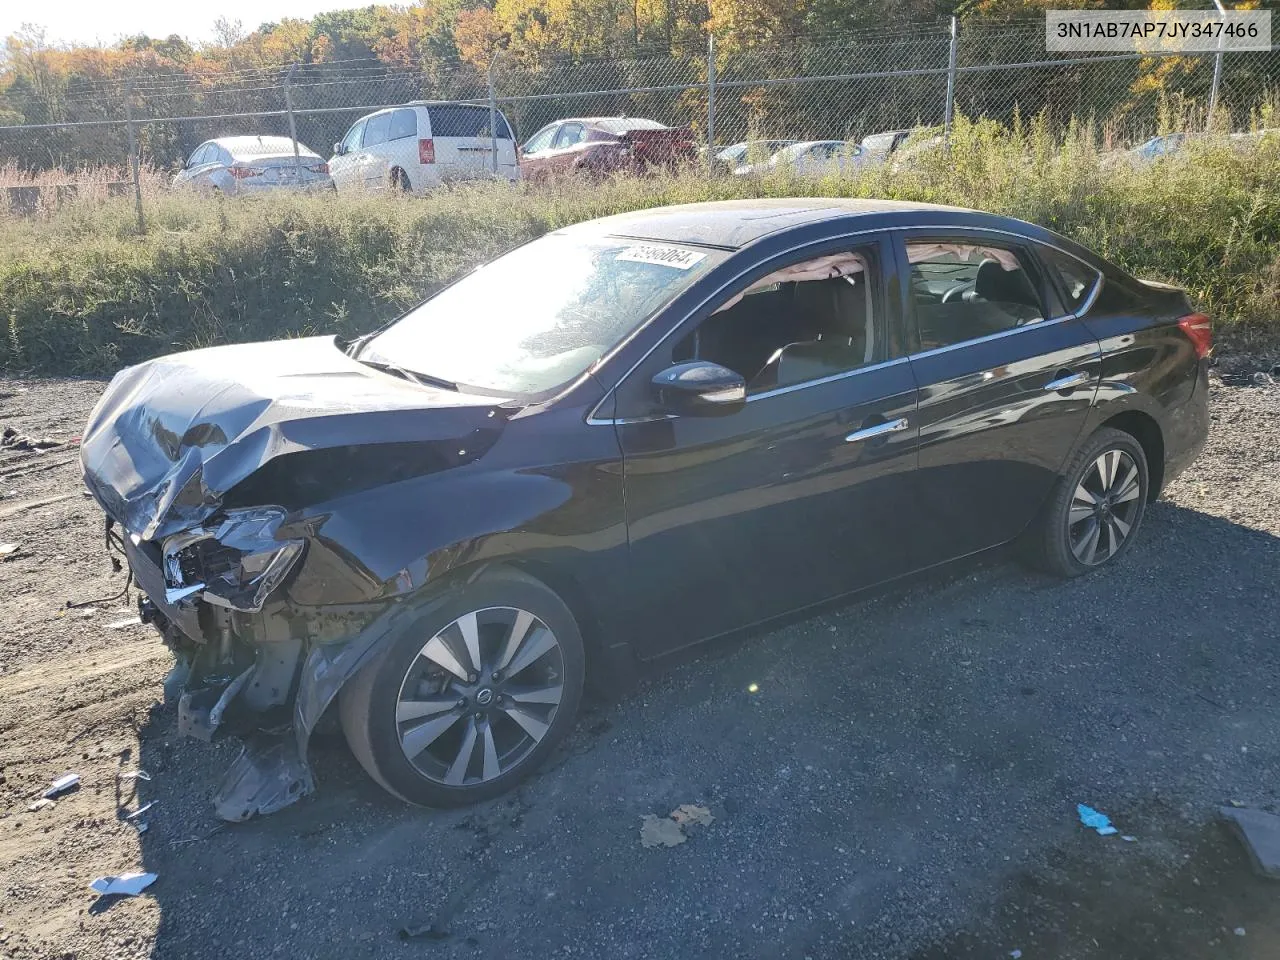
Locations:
610;235;923;658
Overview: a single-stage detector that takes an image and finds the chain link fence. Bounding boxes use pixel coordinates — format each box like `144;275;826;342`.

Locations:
2;16;1278;214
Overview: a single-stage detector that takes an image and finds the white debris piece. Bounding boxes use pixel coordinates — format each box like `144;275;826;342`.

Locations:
43;773;81;798
90;872;157;897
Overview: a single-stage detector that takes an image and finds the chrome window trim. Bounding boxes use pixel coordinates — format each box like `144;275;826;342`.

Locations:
745;355;911;403
585;222;1105;425
907;314;1074;361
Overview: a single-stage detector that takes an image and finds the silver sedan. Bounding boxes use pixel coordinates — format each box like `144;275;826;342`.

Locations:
173;136;334;195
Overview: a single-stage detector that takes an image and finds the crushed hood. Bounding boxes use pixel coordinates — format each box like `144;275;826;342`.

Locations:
81;336;511;541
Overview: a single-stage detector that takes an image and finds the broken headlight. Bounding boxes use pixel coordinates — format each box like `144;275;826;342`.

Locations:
162;507;304;612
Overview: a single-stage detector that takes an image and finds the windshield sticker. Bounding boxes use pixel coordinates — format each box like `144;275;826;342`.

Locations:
617;244;707;270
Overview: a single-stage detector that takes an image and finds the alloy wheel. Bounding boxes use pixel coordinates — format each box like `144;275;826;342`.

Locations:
1067;448;1142;566
394;606;565;786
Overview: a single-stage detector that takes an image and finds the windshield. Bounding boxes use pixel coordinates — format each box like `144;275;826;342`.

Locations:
363;232;724;397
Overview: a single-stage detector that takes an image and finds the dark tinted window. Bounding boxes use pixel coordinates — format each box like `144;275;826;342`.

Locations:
428;105;513;139
389;109;417;141
1039;246;1101;316
362;112;392;147
907;241;1044;352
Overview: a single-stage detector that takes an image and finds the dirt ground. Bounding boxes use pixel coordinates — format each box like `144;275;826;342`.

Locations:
1;368;1279;960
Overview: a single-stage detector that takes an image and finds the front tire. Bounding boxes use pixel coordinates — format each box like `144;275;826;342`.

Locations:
1030;427;1150;577
339;568;584;807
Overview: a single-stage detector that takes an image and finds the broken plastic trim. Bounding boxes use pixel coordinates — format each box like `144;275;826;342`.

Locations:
162;507;304;613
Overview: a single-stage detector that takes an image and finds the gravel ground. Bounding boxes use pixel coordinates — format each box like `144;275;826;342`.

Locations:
1;368;1278;960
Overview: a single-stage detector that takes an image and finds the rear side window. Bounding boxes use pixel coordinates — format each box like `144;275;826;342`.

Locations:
1038;246;1101;317
906;240;1044;352
388;109;417;141
363;112;392;147
427;105;513;139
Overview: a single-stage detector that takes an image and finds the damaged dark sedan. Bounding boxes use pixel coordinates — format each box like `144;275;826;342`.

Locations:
81;199;1210;820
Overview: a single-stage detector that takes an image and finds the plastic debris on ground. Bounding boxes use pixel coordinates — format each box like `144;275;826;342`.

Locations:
1010;950;1023;959
0;543;18;557
89;872;156;897
640;804;716;848
1077;803;1119;836
124;801;155;820
27;798;54;812
107;617;143;630
43;773;81;799
117;770;151;782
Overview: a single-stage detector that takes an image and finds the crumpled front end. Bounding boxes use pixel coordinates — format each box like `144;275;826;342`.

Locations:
81;337;513;819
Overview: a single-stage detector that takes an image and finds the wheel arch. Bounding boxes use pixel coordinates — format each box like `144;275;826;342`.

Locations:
1099;409;1166;498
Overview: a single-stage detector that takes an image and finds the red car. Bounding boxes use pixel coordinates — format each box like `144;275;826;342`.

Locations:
517;116;696;180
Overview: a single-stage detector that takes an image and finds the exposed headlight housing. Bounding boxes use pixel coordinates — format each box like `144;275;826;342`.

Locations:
162;507;305;612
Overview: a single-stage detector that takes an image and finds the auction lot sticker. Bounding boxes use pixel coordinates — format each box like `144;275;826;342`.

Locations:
618;244;707;270
1047;10;1271;52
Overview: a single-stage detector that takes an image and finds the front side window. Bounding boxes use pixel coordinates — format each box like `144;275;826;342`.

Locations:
553;123;585;148
363;233;725;397
388;109;417;141
906;240;1044;352
673;247;884;395
1038;246;1101;317
522;124;556;154
341;120;366;153
362;112;392;148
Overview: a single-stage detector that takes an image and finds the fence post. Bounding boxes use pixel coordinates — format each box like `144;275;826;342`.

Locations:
488;52;500;175
284;63;304;178
706;31;717;164
1209;0;1226;121
124;81;146;234
943;16;958;151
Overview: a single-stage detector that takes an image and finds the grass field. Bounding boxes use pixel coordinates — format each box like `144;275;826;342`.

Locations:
3;117;1279;374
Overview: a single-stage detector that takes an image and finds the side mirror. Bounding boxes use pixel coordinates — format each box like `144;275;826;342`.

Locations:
651;361;746;417
333;142;345;156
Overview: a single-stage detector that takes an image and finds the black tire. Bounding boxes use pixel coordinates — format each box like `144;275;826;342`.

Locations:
1030;426;1150;578
339;567;585;807
390;167;411;193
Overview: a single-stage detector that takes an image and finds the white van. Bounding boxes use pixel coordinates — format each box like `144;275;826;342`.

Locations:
329;102;519;192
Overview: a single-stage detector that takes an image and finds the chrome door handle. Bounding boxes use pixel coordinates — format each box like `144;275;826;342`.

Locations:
1044;371;1093;392
845;418;909;443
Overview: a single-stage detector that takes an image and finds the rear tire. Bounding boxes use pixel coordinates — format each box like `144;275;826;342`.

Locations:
390;167;411;193
339;567;585;808
1029;427;1150;578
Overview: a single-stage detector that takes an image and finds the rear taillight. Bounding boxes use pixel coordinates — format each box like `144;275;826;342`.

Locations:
419;138;435;164
228;166;264;179
308;162;328;175
1177;312;1213;358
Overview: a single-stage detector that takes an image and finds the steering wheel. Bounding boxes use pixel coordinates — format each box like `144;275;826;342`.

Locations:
941;282;973;303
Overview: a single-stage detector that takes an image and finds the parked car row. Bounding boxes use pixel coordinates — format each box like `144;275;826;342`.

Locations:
174;108;947;196
176;102;699;195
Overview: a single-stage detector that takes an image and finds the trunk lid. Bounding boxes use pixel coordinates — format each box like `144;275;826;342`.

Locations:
81;337;511;541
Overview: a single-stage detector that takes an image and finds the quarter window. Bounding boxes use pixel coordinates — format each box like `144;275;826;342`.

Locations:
675;247;884;395
906;240;1044;352
1039;246;1101;316
388;109;417;141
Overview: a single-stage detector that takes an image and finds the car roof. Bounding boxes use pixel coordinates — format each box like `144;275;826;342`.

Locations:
209;135;318;157
564;197;1007;249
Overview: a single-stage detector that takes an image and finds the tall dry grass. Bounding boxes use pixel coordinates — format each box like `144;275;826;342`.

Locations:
2;115;1278;374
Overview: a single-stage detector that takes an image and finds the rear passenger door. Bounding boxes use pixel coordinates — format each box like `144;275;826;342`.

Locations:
896;229;1102;563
